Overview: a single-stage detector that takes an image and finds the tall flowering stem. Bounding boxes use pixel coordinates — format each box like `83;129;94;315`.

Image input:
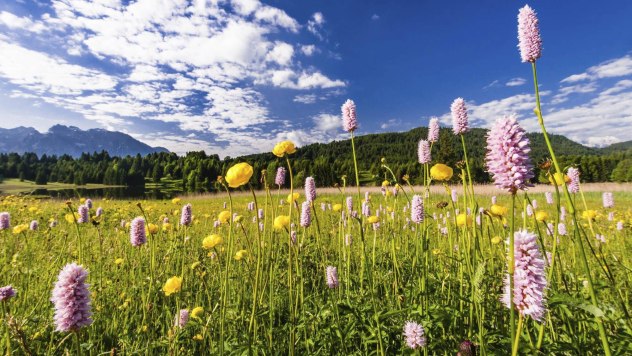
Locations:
219;182;235;355
285;156;296;356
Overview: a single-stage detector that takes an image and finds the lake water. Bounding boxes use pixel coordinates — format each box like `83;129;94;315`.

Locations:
10;186;182;200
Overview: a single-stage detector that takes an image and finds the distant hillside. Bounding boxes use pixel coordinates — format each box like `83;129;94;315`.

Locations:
599;140;632;154
0;125;168;157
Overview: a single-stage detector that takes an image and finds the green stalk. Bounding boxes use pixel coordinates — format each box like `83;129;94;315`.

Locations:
219;185;234;355
509;193;516;351
248;185;262;338
285;156;295;356
531;61;611;355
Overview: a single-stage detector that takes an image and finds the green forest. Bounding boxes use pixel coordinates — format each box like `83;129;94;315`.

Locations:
1;127;631;193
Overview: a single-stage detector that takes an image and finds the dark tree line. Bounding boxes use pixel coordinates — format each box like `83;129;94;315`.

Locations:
0;128;630;192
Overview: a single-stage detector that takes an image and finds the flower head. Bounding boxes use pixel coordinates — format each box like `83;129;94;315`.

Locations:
51;263;93;332
78;205;89;223
175;309;189;328
517;5;542;63
326;266;339;288
0;212;9;230
300;201;311;227
341;99;358;132
548;172;569;186
180;203;192;226
275;167;286;186
451;98;469;135
234;249;248;260
430;163;453;181
13;224;28;234
602;192;614;208
503;229;547;321
163;276;182;296
273;141;297;157
304;177;316;202
490;204;508;217
411;195;424;224
417;139;431;164
203;234;223;250
456;214;472;227
485;115;534;194
225;162;253;188
0;285;16;301
274;215;290;230
567;167;580;193
428;117;440;142
130;217;147;247
218;211;231;224
286;192;300;204
403;321;426;349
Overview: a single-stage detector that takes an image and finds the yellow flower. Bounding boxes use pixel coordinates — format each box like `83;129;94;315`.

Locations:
171;198;181;204
191;307;204;319
381;180;390;187
489;204;507;217
333;204;342;212
162;276;182;296
535;210;548;222
114;258;124;265
162;223;172;231
234;249;248;260
548;172;570;186
203;234;223;249
456;214;472;227
218;211;231;224
190;261;201;270
12;224;28;234
193;334;203;341
146;223;159;234
286;193;300;204
491;236;502;244
367;216;379;224
80;198;86;204
430;164;453;181
28;207;38;213
65;213;79;223
233;215;243;223
272;140;297;157
432;248;442;255
582;210;597;221
225;162;254;188
274;215;290;230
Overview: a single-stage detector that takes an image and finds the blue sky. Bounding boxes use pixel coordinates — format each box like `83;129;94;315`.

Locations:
1;0;631;157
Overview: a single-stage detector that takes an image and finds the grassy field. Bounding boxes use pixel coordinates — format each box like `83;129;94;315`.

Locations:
0;182;630;354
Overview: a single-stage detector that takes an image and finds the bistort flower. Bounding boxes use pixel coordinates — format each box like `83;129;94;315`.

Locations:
130;217;147;247
451;98;469;135
428;117;440;142
418;139;431;164
503;229;547;322
0;212;9;230
567;167;580;193
326;266;339;288
305;177;316;202
0;285;16;301
275;167;286;186
517;5;542;63
341;99;358;132
300;201;311;227
403;321;426;349
485;115;534;193
411;195;424;223
180;203;192;226
51;263;93;332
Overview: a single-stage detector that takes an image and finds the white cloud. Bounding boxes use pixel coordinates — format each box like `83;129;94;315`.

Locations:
312;113;340;132
561;55;632;83
293;94;317;104
551;82;598;105
265;42;294;66
506;77;526;87
307;12;325;40
0;11;46;32
371;14;380;20
380;118;403;130
300;44;317;56
267;70;345;89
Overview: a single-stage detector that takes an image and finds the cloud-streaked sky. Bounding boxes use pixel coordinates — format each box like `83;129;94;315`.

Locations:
1;0;632;156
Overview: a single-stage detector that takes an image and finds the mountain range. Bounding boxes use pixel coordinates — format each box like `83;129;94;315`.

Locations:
0;125;168;157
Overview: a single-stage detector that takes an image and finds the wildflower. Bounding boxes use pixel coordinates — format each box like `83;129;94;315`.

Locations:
171;198;181;204
567;167;580;193
346;196;353;212
428;117;440;142
218;211;231;224
274;215;290;230
78;205;89;223
617;221;624;231
146;223;159;234
458;340;476;356
333;204;342;212
602;192;614;208
326;266;339;288
13;224;28;235
96;207;103;217
403;321;427;349
300;201;311;227
517;5;542;63
203;234;223;249
548;172;569;186
51;263;93;332
84;199;93;209
490;204;508;217
180;204;192;226
545;192;553;205
535;211;548;222
558;223;567;236
175;309;189;328
341;99;358;132
305;177;316;202
0;212;10;230
451;189;458;203
272;141;297;157
191;307;204;319
430;163;453;181
193;334;203;341
491;236;502;244
451;97;469;135
130;217;147;247
274;167;286;186
114;258;124;265
526;205;533;217
0;285;16;301
503;230;547;321
596;234;606;243
286;193;300;204
456;214;472;227
582;210;597;221
485;115;534;193
225;162;254;188
362;201;371;217
418;139;431;164
411;195;424;223
163;276;182;296
234;250;248;260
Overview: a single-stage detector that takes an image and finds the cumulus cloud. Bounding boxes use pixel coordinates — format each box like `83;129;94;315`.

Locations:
506;77;526;87
561;55;632;83
307;12;326;40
